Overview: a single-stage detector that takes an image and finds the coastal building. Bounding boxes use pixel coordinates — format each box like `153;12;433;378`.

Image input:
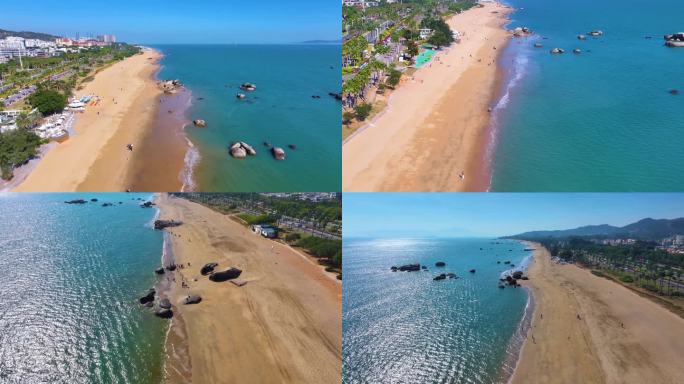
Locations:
251;224;278;238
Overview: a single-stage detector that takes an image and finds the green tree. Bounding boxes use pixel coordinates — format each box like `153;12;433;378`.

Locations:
0;129;42;180
387;68;402;88
27;89;67;115
354;103;372;121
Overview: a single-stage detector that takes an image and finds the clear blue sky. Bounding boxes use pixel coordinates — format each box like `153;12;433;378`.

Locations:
343;193;684;238
1;0;340;44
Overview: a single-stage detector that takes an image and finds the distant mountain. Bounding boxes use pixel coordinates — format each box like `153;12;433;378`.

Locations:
0;29;59;41
507;218;684;241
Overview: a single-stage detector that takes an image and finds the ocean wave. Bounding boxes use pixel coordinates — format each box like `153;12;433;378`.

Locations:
484;37;535;190
180;134;200;192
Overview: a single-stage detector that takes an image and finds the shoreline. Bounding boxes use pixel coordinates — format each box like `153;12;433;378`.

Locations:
342;2;513;191
512;242;684;383
155;194;342;383
12;47;190;192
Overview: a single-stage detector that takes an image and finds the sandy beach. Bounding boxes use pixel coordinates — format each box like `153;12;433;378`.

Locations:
343;2;512;192
14;48;184;192
513;243;684;383
155;194;342;384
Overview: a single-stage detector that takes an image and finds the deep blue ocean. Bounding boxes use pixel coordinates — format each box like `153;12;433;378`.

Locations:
154;44;342;192
0;193;165;384
490;0;684;191
343;238;532;383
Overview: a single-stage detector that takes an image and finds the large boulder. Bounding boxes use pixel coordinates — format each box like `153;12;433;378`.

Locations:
398;264;421;272
155;308;173;319
512;271;523;279
201;262;219;276
159;298;172;309
435;261;446;267
193;119;207;127
229;142;256;158
209;267;243;282
433;273;447;281
155;267;165;275
550;48;565;54
271;147;286;160
154;220;183;230
139;289;155;304
183;295;202;305
64;199;87;204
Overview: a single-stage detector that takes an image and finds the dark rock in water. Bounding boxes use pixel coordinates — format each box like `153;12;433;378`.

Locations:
328;92;342;100
263;142;273;148
159;298;172;309
90;198;98;202
288;144;297;150
573;48;582;54
101;203;113;207
669;89;679;95
512;271;524;279
155;308;173;319
505;275;519;286
497;261;501;264
144;301;154;308
504;261;511;264
154;220;183;230
65;199;87;204
398;264;421;272
498;284;505;289
433;273;447;281
435;261;446;267
140;201;154;208
421;266;427;270
183;295;202;305
166;264;177;271
155;267;165;275
209;267;243;282
390;266;398;271
521;276;529;280
469;269;476;273
446;273;457;279
201;262;219;276
139;289;155;304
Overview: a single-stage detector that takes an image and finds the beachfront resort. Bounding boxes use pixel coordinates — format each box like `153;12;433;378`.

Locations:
342;0;475;138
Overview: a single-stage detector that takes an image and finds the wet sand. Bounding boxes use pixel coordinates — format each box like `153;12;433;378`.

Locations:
15;48;185;192
342;2;512;192
513;244;684;383
156;194;341;384
125;90;191;192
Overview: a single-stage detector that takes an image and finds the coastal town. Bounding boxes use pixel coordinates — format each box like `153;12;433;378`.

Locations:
0;29;140;183
342;0;477;138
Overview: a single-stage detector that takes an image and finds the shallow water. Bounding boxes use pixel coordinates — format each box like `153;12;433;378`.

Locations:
491;0;684;191
343;238;531;383
0;193;166;384
154;44;342;192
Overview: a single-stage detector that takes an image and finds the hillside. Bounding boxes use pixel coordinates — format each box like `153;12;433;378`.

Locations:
508;218;684;241
0;29;58;41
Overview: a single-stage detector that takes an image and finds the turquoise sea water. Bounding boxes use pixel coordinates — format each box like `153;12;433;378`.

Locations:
0;193;165;384
490;0;684;191
154;44;341;192
343;238;532;383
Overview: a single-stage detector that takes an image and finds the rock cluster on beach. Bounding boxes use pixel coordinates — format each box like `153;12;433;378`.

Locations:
229;142;257;158
499;270;530;288
154;219;183;230
511;26;532;37
158;79;183;94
